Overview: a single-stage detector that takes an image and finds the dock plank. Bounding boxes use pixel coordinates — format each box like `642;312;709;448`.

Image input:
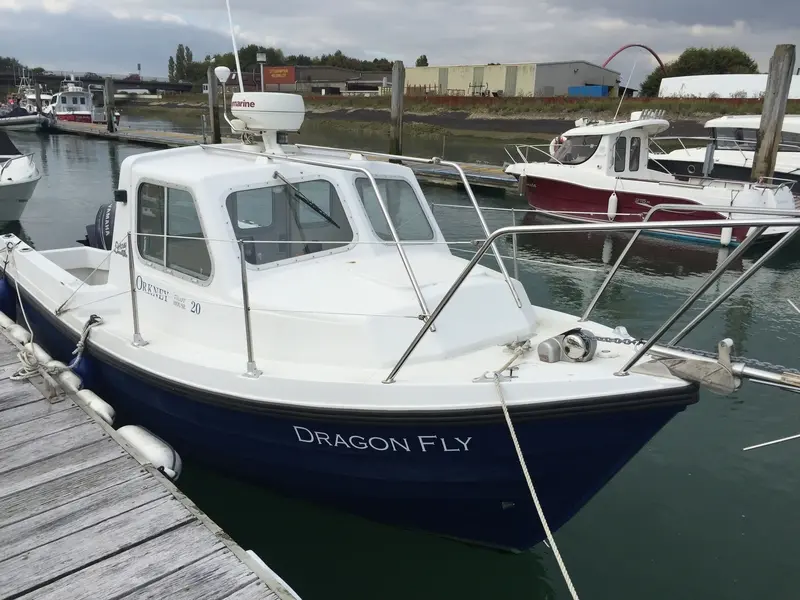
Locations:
0;476;167;562
0;340;19;367
0;376;43;411
0;396;75;428
0;496;193;599
225;581;281;600
24;523;225;600
123;550;260;600
0;405;92;451
0;423;111;476
0;454;143;528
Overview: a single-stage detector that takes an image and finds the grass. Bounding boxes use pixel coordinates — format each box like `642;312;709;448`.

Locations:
125;92;800;120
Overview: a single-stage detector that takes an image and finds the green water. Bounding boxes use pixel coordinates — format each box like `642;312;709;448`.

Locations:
8;127;800;600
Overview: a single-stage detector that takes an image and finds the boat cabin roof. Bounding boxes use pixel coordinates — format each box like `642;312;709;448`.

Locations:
704;114;800;134
562;117;669;139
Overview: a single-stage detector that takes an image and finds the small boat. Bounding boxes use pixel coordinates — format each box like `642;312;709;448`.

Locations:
649;115;800;187
505;111;797;246
0;104;50;132
2;93;798;552
0;131;41;220
44;75;120;126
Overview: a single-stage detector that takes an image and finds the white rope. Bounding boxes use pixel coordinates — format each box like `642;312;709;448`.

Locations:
491;346;581;600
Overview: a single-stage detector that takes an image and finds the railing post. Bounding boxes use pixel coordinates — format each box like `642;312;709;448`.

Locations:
239;240;262;378
126;232;147;347
201;114;207;144
511;207;519;280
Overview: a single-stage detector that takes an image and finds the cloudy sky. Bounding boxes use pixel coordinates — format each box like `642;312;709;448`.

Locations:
0;0;797;85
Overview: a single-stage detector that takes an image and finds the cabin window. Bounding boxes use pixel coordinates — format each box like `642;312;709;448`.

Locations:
550;135;601;165
716;127;757;151
629;136;641;171
226;179;353;266
136;183;212;281
781;132;800;152
71;97;78;105
354;178;434;241
79;97;86;105
60;96;66;104
614;137;627;172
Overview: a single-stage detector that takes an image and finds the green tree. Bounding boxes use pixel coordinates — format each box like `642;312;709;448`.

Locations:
640;46;759;97
415;55;428;67
185;46;193;66
175;44;186;80
168;56;175;82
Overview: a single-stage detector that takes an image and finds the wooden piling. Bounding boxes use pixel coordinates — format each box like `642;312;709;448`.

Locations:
389;61;405;156
207;66;221;144
34;84;42;113
750;44;796;182
103;77;115;133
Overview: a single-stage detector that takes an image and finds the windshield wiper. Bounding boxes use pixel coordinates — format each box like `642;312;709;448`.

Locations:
273;171;340;229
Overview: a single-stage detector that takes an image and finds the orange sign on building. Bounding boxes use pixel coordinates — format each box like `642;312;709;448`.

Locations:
262;66;296;84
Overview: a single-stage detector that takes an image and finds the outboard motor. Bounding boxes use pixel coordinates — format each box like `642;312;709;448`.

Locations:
78;202;115;249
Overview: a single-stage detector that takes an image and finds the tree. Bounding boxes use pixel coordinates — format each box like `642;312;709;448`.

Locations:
640;46;759;97
185;46;193;66
175;44;186;81
168;56;175;82
415;55;428;67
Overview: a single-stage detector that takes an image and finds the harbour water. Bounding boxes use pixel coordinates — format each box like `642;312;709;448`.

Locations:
7;126;800;599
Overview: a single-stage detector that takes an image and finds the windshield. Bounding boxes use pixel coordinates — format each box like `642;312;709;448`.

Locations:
550;135;601;165
354;177;434;241
226;179;353;266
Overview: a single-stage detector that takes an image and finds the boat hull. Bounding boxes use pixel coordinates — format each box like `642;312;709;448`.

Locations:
5;281;700;552
0;177;39;221
522;176;755;245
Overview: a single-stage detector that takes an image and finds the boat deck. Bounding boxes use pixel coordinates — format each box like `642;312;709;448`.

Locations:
50;121;517;192
0;335;289;600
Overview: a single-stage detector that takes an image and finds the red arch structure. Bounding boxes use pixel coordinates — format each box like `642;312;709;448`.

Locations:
603;44;666;72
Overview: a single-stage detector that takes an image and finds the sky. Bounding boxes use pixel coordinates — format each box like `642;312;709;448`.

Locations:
0;0;798;86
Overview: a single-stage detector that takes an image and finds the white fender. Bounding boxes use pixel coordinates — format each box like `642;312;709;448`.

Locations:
0;312;15;330
56;369;82;394
117;425;183;481
8;324;30;344
23;342;51;364
76;389;115;426
720;227;733;247
607;191;618;221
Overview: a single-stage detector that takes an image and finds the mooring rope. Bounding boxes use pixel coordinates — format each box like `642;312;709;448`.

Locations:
491;344;581;600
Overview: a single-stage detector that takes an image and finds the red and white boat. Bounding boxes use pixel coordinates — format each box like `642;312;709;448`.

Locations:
505;111;797;246
44;76;120;126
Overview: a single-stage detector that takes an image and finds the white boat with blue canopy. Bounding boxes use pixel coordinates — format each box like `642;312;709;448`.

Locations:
2;92;800;552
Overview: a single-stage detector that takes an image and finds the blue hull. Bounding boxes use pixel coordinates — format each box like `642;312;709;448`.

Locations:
6;280;698;551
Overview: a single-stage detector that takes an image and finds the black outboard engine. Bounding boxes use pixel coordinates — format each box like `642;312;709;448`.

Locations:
79;202;115;249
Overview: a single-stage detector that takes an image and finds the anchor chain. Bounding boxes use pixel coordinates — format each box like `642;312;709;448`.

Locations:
591;334;800;377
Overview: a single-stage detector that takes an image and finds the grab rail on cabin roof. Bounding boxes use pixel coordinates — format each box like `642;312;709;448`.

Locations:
382;213;800;383
198;144;435;329
293;143;522;308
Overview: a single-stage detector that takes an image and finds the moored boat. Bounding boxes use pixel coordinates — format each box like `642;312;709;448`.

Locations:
0;130;41;220
44;75;120;126
3;93;799;553
505;112;797;247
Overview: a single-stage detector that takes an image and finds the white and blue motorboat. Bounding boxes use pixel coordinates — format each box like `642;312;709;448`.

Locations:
2;93;799;552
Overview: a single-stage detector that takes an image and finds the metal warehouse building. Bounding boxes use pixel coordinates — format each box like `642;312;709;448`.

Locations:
405;61;620;97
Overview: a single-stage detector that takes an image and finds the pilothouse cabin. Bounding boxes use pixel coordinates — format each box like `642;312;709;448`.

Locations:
97;93;534;369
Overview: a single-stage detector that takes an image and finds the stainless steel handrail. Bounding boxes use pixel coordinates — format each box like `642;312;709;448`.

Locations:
580;204;800;322
199;144;435;329
294;143;523;308
382;216;800;383
126;231;147;347
238;239;261;377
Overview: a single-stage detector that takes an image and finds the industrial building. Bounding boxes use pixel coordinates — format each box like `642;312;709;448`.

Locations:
404;61;621;97
203;66;391;95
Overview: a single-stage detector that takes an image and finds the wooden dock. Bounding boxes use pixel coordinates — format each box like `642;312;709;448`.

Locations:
49;121;517;192
0;335;294;600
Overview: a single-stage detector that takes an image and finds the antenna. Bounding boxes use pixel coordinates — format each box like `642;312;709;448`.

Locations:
613;56;639;121
224;0;244;93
